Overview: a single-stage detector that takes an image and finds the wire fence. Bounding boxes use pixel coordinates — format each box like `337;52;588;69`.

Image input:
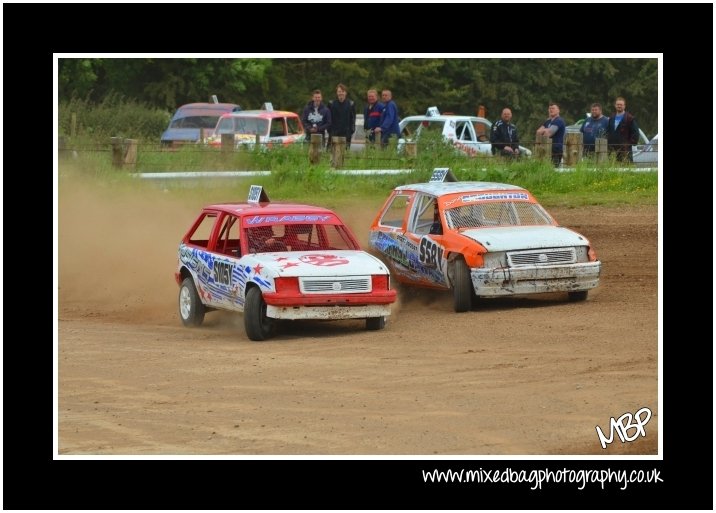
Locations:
58;137;658;171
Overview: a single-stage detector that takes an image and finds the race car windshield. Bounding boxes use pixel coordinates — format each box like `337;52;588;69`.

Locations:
246;223;359;253
400;120;444;138
445;201;553;229
234;118;269;135
170;115;222;129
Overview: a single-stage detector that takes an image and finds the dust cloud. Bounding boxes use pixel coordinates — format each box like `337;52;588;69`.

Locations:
57;175;401;324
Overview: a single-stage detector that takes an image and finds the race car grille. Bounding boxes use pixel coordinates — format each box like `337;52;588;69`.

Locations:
299;276;372;294
507;247;577;267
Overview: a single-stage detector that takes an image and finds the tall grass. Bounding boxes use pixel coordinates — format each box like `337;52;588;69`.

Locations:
59;94;171;142
59;124;657;207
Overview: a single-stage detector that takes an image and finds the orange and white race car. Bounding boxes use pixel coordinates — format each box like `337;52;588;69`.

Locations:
368;168;601;312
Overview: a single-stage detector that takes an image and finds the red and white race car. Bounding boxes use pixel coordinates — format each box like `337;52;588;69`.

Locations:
205;105;305;149
176;186;396;340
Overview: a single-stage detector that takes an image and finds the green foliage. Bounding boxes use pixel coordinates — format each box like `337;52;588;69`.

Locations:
59;94;170;142
58;57;659;140
59;140;657;208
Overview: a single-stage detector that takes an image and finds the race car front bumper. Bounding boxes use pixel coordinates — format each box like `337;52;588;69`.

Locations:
266;303;392;320
471;261;601;297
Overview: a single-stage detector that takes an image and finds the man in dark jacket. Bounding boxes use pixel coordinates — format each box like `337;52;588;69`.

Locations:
580;102;609;155
374;89;401;147
363;89;384;143
490;107;521;157
607;97;640;162
535;102;566;166
301;89;331;146
328;83;356;149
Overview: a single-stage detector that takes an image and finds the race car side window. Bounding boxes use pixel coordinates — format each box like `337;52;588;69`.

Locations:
474;121;489;142
286;117;301;135
456;122;473;142
378;194;411;229
270;119;286;137
410;194;438;235
187;212;218;249
216;214;241;257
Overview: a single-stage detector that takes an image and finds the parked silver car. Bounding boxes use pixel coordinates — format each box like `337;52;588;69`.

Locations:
632;134;658;166
566;115;656;166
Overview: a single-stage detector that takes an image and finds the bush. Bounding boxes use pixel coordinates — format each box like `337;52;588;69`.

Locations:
59;93;171;143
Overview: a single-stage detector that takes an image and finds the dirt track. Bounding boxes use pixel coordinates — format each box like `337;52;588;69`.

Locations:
58;179;658;455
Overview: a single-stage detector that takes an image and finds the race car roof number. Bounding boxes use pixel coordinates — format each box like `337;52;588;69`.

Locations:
429;167;458;183
248;185;270;204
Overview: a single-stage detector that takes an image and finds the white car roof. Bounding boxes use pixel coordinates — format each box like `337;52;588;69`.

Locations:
396;181;527;196
399;115;492;127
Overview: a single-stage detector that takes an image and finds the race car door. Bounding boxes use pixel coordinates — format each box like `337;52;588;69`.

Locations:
403;193;449;289
202;212;245;312
455;119;491;156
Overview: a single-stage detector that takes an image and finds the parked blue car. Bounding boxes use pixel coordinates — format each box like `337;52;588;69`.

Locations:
161;102;241;146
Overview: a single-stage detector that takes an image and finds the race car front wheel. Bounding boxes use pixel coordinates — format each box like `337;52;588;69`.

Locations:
366;316;386;330
179;277;205;327
451;257;473;313
244;286;277;341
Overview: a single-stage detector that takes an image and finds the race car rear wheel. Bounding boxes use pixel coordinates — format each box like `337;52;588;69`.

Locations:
366;316;386;331
451;257;472;313
244;286;277;341
179;277;205;327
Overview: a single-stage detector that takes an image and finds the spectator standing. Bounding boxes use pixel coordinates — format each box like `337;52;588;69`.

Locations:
363;89;384;143
328;83;356;149
607;97;640;162
535;102;566;166
301;89;331;146
374;89;401;147
580;102;609;155
490;107;521;157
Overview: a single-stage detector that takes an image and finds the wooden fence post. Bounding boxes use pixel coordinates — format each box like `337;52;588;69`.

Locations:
534;135;552;161
110;137;124;168
595;138;608;164
309;134;322;164
123;139;138;166
199;128;205;144
564;132;583;165
255;134;261;152
404;141;417;158
331;136;346;168
70;113;77;138
221;133;234;153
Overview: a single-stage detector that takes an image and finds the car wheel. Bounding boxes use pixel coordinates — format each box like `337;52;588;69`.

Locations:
451;257;473;313
568;290;588;302
366;316;386;331
244;286;276;341
179;277;205;327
